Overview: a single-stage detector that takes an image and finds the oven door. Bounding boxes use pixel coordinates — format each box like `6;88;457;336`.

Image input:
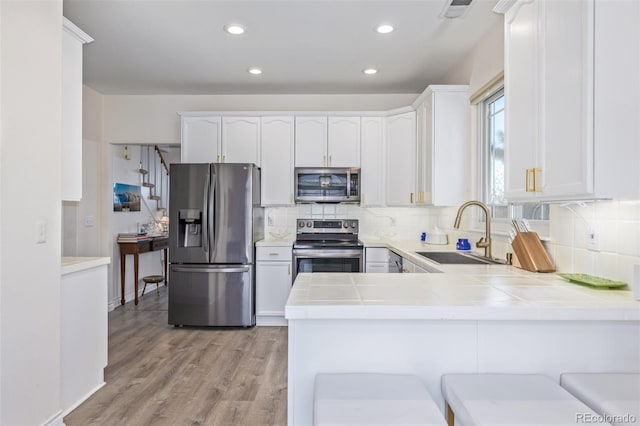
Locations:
292;248;363;283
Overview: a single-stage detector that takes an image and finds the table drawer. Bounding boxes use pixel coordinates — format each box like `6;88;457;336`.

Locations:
256;246;292;261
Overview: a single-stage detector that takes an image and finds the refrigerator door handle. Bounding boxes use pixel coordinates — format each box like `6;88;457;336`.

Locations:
202;173;210;254
209;167;216;260
171;266;251;274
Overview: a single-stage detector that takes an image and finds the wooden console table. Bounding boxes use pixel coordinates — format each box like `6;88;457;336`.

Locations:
118;236;168;305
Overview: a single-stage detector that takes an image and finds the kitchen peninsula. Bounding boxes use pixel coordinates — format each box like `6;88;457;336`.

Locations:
61;256;110;415
285;242;640;426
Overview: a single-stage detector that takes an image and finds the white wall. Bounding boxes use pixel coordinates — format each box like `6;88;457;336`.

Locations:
442;20;504;97
102;94;419;145
62;86;107;257
0;1;63;424
109;145;165;309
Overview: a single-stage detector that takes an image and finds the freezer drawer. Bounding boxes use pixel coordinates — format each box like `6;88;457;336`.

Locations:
168;264;255;327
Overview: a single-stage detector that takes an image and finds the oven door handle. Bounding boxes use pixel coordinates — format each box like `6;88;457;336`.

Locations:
292;249;363;258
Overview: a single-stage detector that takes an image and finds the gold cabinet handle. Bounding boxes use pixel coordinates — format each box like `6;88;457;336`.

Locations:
525;168;533;192
526;168;542;192
269;253;278;256
533;167;541;192
329;155;332;166
290;193;294;204
288;264;291;275
222;155;226;162
410;192;414;204
217;155;221;162
361;193;365;205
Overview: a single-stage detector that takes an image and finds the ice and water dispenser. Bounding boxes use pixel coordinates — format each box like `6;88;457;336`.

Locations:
178;209;202;247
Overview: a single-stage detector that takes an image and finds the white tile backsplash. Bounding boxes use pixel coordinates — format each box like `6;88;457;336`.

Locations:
265;198;640;285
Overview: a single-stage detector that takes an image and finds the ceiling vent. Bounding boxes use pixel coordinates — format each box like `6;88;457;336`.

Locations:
439;0;473;19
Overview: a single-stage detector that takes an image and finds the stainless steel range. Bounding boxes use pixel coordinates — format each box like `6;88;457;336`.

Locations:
292;219;363;283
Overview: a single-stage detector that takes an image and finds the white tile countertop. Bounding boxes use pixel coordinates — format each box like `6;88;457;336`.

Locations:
61;257;111;275
286;240;640;322
255;238;294;247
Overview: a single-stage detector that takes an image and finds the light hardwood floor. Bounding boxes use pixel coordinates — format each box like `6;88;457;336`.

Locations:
64;286;288;426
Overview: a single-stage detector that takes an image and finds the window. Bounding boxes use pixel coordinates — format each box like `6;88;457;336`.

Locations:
483;89;507;219
480;87;549;226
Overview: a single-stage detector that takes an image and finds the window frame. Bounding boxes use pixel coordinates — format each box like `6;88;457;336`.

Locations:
474;85;550;238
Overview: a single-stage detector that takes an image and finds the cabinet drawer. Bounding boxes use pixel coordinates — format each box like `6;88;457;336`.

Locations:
256;246;292;261
365;247;389;262
365;262;389;273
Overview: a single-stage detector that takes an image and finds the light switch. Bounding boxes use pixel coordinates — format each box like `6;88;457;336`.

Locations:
36;221;47;244
84;215;95;227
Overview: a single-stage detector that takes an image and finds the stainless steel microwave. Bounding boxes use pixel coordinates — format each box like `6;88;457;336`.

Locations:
294;167;360;203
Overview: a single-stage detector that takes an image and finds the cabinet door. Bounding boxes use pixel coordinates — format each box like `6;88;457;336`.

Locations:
541;0;593;197
181;116;221;163
360;117;384;206
222;117;261;165
295;116;327;167
256;261;292;317
261;116;295;206
328;117;360;167
431;90;469;206
416;102;429;205
504;0;540;199
385;111;416;206
61;25;85;201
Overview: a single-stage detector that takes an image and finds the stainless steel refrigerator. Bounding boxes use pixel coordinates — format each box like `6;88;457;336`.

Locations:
168;163;263;327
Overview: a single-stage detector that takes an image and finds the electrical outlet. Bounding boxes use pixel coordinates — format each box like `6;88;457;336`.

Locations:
587;232;600;252
84;215;95;227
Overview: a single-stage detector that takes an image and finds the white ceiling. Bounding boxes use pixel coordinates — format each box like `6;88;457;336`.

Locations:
63;0;501;95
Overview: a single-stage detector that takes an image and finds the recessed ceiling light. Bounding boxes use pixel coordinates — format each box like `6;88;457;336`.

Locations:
363;68;378;75
224;24;245;35
248;67;263;75
376;24;394;34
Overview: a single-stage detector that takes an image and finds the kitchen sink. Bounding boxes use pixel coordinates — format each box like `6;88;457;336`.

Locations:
415;251;503;265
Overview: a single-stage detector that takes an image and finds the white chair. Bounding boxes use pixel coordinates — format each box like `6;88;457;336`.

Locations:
314;373;446;426
560;373;640;426
441;374;606;426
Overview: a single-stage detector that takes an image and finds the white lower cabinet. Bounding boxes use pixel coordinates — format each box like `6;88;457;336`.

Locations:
256;245;292;326
364;247;390;273
401;258;428;273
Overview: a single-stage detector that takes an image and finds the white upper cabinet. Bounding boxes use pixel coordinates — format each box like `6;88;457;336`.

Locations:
181;115;260;164
416;86;469;206
385;111;416;206
503;0;640;201
181;116;221;163
504;0;539;199
222;117;261;165
261;116;295;206
61;18;93;201
360;117;384;207
327;117;360;167
295;116;360;167
295;116;327;167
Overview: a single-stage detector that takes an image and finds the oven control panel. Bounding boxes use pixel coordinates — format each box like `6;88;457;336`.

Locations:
296;219;358;234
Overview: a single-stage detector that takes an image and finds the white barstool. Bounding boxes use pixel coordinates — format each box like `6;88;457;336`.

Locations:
560;373;640;426
441;374;605;426
314;373;446;426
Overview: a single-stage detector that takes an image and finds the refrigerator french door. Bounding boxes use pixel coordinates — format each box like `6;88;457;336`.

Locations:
168;163;262;327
